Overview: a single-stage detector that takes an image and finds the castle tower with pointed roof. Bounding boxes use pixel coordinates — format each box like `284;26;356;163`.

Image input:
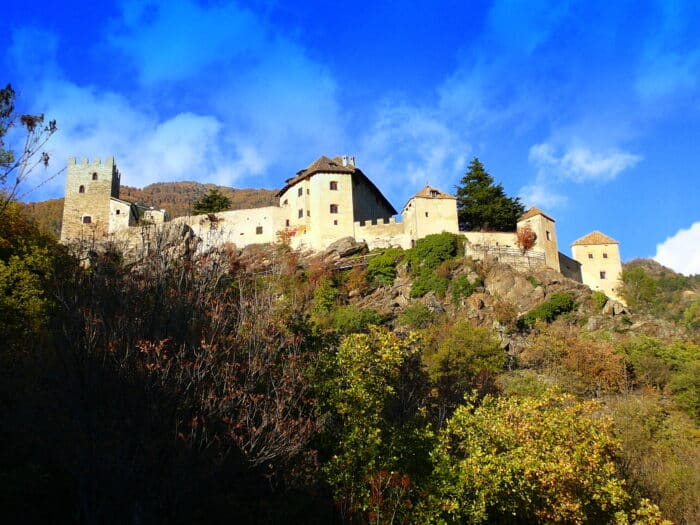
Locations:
401;184;459;245
517;206;560;271
572;231;623;302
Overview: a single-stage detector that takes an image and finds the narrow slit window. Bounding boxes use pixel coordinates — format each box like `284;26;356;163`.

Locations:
79;185;85;193
116;209;120;215
546;231;551;240
298;187;303;197
285;219;290;227
92;172;98;180
298;209;303;218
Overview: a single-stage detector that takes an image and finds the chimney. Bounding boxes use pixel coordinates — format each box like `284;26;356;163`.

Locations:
341;155;349;166
349;156;355;166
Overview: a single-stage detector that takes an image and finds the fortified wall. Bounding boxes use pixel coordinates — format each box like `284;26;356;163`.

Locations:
59;154;625;302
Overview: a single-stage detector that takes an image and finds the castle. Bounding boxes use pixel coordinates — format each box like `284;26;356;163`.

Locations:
59;154;624;302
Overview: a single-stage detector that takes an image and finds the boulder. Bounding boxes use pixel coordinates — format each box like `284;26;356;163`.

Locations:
325;236;367;258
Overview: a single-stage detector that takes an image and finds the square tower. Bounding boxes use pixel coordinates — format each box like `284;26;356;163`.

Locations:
60;157;120;243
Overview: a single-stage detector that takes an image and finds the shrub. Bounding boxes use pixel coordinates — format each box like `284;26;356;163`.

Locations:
398;304;436;329
451;275;482;305
592;290;608;310
526;275;541;288
366;248;403;285
410;272;449;298
331;306;384;334
520;293;576;327
406;232;461;273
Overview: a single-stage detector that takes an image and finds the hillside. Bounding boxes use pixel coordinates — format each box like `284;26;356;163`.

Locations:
3;205;698;523
22;182;279;238
620;258;700;329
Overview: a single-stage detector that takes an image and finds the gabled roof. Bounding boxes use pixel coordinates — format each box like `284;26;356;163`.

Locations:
276;155;397;215
519;206;555;222
278;156;355;195
572;231;619;246
411;185;456;200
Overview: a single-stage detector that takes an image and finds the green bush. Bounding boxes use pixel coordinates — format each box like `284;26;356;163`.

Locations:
520;293;576;327
406;232;462;273
366;248;403;285
526;275;541;288
451;275;483;304
331;306;384;334
410;272;449;298
398;304;437;329
592;290;608;310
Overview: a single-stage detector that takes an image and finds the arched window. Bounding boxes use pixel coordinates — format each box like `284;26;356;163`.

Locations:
79;185;85;193
92;172;98;180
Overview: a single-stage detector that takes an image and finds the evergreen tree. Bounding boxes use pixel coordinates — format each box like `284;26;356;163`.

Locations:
455;157;524;231
192;188;231;214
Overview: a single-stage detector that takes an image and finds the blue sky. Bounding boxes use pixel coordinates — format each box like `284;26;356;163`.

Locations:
3;0;699;274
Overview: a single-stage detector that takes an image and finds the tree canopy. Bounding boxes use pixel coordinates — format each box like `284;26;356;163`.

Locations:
192;187;232;214
455;157;524;231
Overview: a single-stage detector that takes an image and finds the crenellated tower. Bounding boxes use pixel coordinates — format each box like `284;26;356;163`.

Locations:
60;157;120;243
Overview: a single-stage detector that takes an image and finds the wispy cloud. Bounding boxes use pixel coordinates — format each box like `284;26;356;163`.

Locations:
654;222;700;275
358;101;469;203
529;142;642;183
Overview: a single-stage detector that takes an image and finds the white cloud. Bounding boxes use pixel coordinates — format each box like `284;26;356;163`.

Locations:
654;222;700;276
529;142;641;183
358;101;469;205
518;180;568;210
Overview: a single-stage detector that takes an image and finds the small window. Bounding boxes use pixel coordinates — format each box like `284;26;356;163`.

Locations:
603;253;608;259
600;271;607;279
256;226;263;235
82;216;92;224
298;209;303;218
588;253;593;259
330;204;338;214
425;212;429;217
307;210;310;217
330;181;338;190
285;219;290;227
306;189;310;195
92;172;98;180
283;199;288;205
116;209;121;215
546;231;551;241
298;187;303;197
333;219;338;226
79;185;85;193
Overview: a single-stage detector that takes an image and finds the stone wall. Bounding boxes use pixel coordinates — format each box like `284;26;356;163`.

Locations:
61;157;120;243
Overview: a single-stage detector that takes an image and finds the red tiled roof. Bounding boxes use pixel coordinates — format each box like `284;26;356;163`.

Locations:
572;231;619;246
412;185;456;200
519;206;555;222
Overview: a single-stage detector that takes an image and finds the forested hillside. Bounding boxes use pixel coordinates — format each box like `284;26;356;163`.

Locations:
2;200;698;524
21;182;278;238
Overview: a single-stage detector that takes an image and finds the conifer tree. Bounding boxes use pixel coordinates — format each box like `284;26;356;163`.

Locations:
192;188;232;214
455;157;524;231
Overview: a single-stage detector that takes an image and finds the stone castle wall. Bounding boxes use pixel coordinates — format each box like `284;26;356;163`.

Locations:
61;157;120;243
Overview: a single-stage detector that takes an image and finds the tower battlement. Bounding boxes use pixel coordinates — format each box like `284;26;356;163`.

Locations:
68;156;116;167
